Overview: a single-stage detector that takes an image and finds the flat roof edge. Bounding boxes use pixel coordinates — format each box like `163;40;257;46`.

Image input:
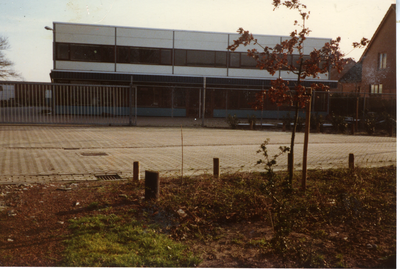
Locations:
53;21;332;41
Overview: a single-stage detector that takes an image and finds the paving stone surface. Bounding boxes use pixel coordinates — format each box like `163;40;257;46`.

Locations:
0;119;396;183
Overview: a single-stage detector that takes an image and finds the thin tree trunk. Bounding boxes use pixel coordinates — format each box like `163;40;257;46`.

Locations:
288;59;303;186
288;103;299;185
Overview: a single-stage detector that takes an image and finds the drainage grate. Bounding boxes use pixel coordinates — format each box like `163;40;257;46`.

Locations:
95;174;122;180
81;152;108;156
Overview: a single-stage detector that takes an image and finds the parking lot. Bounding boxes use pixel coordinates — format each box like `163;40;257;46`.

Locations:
0;122;396;184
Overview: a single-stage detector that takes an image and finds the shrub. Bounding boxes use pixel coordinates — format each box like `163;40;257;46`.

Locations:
311;113;325;132
365;113;376;135
226;114;239;129
247;114;257;130
330;113;348;133
282;113;292;131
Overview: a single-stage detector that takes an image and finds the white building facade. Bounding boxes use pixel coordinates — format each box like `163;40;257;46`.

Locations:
50;22;336;118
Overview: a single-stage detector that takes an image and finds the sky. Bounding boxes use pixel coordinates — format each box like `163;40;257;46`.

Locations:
0;0;396;82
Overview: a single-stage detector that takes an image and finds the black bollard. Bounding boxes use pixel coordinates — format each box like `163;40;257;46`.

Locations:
213;158;220;178
133;161;140;181
349;153;355;170
145;170;159;200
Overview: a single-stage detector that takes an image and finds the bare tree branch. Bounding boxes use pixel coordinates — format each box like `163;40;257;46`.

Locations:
0;36;23;80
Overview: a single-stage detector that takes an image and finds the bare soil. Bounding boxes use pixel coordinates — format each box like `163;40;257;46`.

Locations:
0;175;396;268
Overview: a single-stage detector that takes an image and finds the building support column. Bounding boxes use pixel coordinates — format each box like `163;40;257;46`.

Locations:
129;77;133;126
202;77;206;127
134;85;137;126
171;87;174;118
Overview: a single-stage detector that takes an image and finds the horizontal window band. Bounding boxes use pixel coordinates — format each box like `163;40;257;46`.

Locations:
55;42;319;71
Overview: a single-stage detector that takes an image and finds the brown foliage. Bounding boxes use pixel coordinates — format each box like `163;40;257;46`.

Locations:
353;37;370;49
227;1;368;110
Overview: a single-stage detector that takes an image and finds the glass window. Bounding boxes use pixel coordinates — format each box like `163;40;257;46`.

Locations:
56;43;69;60
160;49;172;65
70;44;114;62
131;48;160;64
98;46;114;62
370;84;376;94
117;47;172;65
174;49;187;66
117;47;130;63
229;53;240;68
215;52;227;67
370;84;383;94
70;45;90;61
240;53;257;68
378;53;387;69
187;50;215;66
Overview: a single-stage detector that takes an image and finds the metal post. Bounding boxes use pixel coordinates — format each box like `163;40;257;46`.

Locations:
356;96;359;132
129;77;133;126
362;92;366;130
199;88;201;119
134;85;137;126
171;87;174;118
202;77;206;127
225;90;228;119
327;91;330;115
311;90;315;114
260;87;264;127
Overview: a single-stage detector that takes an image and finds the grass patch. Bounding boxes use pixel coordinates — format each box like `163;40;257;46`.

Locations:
62;214;201;267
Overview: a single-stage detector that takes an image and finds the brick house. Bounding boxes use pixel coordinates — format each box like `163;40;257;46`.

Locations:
339;4;396;96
